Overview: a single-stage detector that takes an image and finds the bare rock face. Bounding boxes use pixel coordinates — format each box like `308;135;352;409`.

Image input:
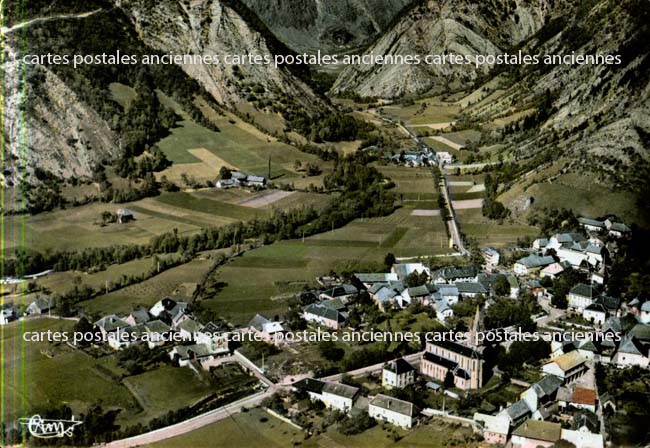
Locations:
2;45;118;181
241;0;414;53
114;0;327;113
332;0;551;98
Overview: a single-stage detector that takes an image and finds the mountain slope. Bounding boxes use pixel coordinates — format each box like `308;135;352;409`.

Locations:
242;0;414;54
332;0;552;98
2;45;118;181
114;0;328;114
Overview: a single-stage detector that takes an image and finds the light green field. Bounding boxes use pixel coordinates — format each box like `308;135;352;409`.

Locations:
1;319;139;423
155;191;267;221
382;102;460;125
156;93;326;186
147;408;478;448
123;366;214;422
456;209;538;248
35;257;163;296
500;172;647;226
204;207;451;325
5;186;312;255
376;166;436;197
3;202;201;254
82;257;214;316
146;408;306;448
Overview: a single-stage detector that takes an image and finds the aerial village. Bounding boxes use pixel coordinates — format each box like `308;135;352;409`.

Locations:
4;210;647;447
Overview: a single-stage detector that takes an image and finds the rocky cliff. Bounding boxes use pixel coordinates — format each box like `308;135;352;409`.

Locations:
2;44;118;181
114;0;327;113
242;0;414;53
332;0;552;98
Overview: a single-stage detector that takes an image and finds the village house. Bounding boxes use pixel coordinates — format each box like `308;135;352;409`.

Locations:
605;219;631;238
117;208;134;223
455;282;488;298
583;303;607;325
513;255;555;276
533;238;549;250
421;340;483;390
178;318;203;341
560;427;604;448
26;297;55;316
578;217;606;233
612;335;648;368
568;387;598;413
520;374;563;416
511;420;562;448
482;246;500;270
435;151;454;166
294;378;359;413
318;284;358;301
142;320;172;349
431;266;478;284
353;272;399;289
382;358;416;389
124;308;151;326
473;413;510;445
170;344;218;367
95;314;129;338
568;284;598;311
216;172;267;189
246;314;289;343
431;297;454;322
545;233;587;252
0;304;17;325
437;285;460;305
368;394;416;429
499;399;532;428
369;282;407;311
391;262;431;282
542;351;588;384
303;303;347;329
540;262;565;280
507;275;520;298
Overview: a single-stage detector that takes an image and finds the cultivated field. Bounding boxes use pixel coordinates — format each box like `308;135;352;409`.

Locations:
203;207;452;325
2;319;139;423
456;209;538;248
156;94;328;187
81;257;215;316
147;408;479;448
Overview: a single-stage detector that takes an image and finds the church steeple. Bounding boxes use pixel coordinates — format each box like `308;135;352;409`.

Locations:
470;304;481;347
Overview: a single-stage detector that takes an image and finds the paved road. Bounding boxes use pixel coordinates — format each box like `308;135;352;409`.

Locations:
320;351;423;382
103;387;279;448
370;110;469;256
1;9;102;34
536;297;566;328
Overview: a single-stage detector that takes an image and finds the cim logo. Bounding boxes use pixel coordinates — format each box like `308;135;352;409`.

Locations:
19;415;82;439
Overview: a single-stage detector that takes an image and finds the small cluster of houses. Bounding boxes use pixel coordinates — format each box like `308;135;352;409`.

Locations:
0;296;56;325
302;285;358;330
294;358;420;429
91;297;231;367
293;337;484;430
474;344;604;447
215;171;267;189
352;262;518;323
389;148;454;167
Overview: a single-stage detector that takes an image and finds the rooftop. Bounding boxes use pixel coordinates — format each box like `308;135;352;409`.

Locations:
384;358;415;375
369;394;415;417
512;420;561;442
571;387;597;406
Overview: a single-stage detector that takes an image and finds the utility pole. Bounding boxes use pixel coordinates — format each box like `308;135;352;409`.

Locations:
268;155;271;180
